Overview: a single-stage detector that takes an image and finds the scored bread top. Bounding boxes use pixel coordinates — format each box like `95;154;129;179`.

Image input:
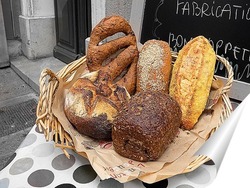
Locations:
169;36;216;130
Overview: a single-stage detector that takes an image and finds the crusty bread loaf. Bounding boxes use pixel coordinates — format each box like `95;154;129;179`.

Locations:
169;36;216;130
112;91;182;162
136;39;172;92
64;71;130;140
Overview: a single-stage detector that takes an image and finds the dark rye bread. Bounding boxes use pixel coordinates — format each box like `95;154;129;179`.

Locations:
112;91;182;162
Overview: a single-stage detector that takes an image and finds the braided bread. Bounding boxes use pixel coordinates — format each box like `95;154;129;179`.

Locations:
87;15;138;95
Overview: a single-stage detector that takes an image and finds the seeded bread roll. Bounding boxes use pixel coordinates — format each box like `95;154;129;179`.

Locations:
136;40;172;92
112;91;182;162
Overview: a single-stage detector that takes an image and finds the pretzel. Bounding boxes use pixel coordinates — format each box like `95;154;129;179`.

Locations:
87;15;138;95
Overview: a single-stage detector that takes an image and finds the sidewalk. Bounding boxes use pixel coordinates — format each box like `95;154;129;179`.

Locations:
0;67;37;170
0;40;66;170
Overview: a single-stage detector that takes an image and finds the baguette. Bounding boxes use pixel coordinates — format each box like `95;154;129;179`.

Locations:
169;36;216;130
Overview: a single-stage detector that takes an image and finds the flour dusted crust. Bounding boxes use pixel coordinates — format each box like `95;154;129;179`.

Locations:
87;15;138;95
136;39;172;93
169;36;216;130
64;71;130;140
112;91;182;162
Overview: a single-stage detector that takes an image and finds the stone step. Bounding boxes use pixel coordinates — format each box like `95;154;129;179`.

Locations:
10;55;66;93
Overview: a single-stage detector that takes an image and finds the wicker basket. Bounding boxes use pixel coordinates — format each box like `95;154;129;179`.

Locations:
36;52;234;175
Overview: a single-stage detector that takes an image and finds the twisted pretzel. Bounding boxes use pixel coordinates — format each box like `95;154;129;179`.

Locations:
87;15;138;95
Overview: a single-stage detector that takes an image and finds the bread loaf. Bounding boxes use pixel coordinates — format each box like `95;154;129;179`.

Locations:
169;36;216;130
64;71;130;140
136;39;172;92
112;91;182;162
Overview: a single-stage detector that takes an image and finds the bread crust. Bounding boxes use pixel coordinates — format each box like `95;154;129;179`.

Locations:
64;71;130;140
112;91;182;161
136;39;172;92
87;15;138;95
169;36;216;130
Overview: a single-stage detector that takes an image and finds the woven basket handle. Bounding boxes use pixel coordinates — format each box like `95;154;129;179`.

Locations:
37;56;87;113
38;68;60;105
36;69;59;131
36;57;87;134
216;55;234;94
56;56;87;79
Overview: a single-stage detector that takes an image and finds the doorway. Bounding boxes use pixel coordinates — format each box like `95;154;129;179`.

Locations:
53;0;91;63
1;0;21;40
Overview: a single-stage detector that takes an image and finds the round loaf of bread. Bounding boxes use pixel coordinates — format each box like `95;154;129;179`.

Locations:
64;71;130;141
136;39;172;92
112;91;182;162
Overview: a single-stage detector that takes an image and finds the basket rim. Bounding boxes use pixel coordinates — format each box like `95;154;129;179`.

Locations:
36;53;234;180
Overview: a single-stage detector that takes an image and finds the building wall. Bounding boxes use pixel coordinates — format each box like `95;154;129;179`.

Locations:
105;0;132;21
91;0;132;28
0;1;9;67
19;0;56;59
17;0;133;60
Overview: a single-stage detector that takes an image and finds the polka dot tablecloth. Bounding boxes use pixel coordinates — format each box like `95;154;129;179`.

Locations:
0;125;217;188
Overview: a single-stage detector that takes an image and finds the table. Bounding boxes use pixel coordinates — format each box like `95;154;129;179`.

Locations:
0;94;249;188
0;125;218;188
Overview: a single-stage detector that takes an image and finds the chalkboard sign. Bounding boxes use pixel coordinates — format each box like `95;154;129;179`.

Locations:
141;0;250;84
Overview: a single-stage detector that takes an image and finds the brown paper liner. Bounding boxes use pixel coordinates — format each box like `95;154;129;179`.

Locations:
50;59;226;183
